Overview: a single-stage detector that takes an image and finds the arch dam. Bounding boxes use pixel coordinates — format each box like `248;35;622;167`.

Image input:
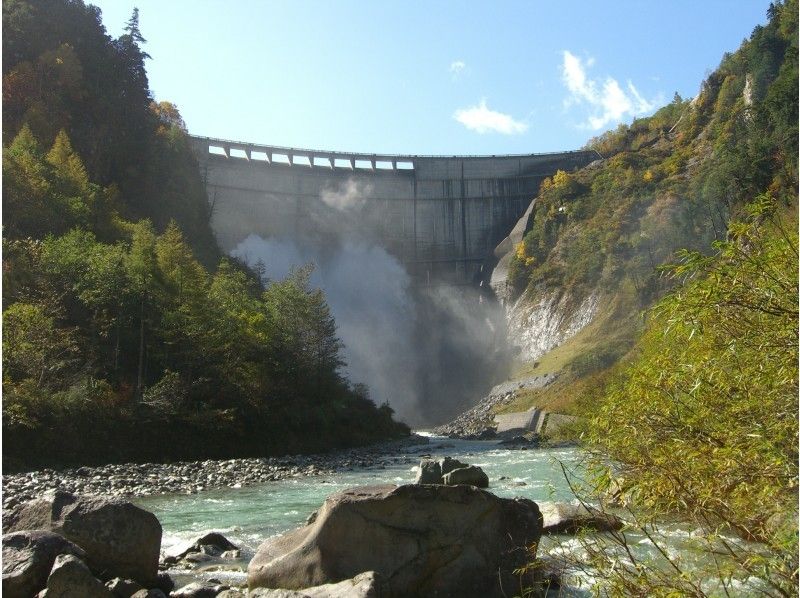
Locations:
190;136;599;285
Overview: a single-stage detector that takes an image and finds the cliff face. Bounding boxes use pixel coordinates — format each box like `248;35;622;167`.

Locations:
504;289;599;363
491;200;600;364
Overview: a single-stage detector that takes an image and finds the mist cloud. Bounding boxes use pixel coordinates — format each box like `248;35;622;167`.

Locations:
321;179;374;211
230;179;511;427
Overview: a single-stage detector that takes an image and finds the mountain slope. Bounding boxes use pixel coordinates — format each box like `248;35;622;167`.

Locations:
492;0;797;417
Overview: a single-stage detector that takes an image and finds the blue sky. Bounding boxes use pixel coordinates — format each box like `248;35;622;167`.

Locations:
91;1;771;155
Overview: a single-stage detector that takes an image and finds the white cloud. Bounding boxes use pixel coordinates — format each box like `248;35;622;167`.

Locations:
453;99;528;135
561;50;656;130
450;60;466;75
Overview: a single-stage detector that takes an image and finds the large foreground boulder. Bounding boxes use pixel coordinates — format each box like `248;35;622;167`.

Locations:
2;530;85;598
5;490;161;586
248;484;542;597
539;502;624;534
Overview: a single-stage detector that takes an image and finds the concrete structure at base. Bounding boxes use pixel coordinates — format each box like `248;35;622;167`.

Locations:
190;136;599;285
495;407;578;437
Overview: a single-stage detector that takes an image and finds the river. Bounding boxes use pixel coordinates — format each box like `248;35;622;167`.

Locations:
136;435;584;590
135;435;761;596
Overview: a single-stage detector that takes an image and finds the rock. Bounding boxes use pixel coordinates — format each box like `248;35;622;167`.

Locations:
498;434;534;446
248;484;542;597
183;553;213;564
190;532;238;558
170;581;230;597
162;532;242;567
412;458;441;484
438;456;468;476
601;476;633;509
6;491;162;586
40;553;113;597
413;456;469;485
105;577;143;597
441;465;489;488
216;591;246;598
539;502;623;534
129;591;167;598
2;530;86;598
248;571;378;597
154;572;174;595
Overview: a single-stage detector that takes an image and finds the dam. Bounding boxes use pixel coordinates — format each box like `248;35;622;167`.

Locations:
190;136;599;285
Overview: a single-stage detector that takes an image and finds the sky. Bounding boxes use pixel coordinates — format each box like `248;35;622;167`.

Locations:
91;1;772;156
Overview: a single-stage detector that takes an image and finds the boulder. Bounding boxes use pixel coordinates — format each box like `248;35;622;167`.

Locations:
539;502;623;534
412;456;469;485
498;434;540;447
166;532;239;564
39;553;113;597
469;428;497;440
170;581;230;597
441;465;489;488
154;572;174;595
248;571;379;597
412;458;441;484
105;577;143;597
6;490;162;586
2;530;85;598
129;591;167;598
248;484;542;597
601;476;634;509
438;456;468;476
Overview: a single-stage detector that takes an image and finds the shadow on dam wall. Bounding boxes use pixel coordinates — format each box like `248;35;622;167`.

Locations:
190;136;598;425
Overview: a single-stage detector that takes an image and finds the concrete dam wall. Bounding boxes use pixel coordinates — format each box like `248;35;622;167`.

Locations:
190;136;598;285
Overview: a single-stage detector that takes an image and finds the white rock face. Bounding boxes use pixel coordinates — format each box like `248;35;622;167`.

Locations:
488;195;600;364
506;289;599;363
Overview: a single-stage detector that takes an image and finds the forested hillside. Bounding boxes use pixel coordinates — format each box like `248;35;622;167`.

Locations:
2;0;408;471
505;2;797;594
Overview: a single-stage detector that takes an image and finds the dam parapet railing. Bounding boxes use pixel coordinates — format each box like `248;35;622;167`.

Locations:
189;135;601;173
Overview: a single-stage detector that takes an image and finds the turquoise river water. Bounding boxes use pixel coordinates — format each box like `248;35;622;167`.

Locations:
134;435;760;595
135;436;585;588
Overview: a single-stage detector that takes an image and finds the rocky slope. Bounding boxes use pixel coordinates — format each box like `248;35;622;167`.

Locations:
433;374;557;438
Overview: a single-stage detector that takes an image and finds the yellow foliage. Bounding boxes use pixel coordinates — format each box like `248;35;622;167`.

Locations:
643;169;654;183
552;169;571;188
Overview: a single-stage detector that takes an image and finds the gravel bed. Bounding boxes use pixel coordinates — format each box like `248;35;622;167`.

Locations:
2;435;431;511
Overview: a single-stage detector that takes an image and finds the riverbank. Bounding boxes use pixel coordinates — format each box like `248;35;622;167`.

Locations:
1;434;433;511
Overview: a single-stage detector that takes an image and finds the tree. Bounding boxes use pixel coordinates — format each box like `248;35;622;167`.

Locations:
2;302;78;390
126;220;159;398
123;8;147;46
